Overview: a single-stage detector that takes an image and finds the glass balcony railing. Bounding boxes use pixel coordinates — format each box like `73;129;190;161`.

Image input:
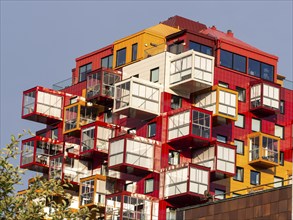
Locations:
248;132;280;167
169;50;214;94
114;77;161;120
195;85;238;121
167;107;212;148
22;86;63;124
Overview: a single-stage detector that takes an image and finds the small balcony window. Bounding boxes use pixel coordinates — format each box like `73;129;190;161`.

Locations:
148;123;157;138
234;139;244;155
217;135;227;143
101;55;113;69
274;125;284;139
150;67;159;83
215;189;225;200
233;167;244;182
274;176;283;188
168;151;180;165
171;95;182;110
131;43;138;61
250;171;260;185
236;87;246;102
116;48;126;67
79;63;92;82
235;114;245;128
145;178;154;194
252;118;261;132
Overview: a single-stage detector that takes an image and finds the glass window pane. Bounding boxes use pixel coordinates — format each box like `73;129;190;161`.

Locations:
236;87;246;102
189;41;200;52
131;43;138;61
233;167;244;181
201;45;212;55
248;59;260;77
252;119;261;132
217;135;227;143
234;140;244;155
148;123;156;137
250;171;260;185
145;178;154;193
220;50;233;69
274;125;284;139
150;67;159;83
116;48;126;67
235;114;244;128
233;54;246;73
261;63;274;81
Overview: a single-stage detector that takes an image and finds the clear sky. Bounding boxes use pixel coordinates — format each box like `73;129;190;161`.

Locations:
1;1;292;191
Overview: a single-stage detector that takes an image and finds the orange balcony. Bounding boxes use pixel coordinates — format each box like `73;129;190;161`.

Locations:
167;107;212;148
49;154;92;185
248;132;280;168
195;85;238;123
163;163;210;207
20;136;63;173
106;191;159;220
192;142;236;180
108;134;161;176
169;50;214;94
80;121;115;158
22;86;64;125
86;68;121;106
250;82;280;116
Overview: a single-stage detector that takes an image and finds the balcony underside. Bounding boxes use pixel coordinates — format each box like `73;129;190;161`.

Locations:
20;163;49;173
23;113;61;125
109;163;152;176
170;80;211;94
86;95;114;108
168;136;210;149
164;193;205;207
250;106;277;117
249;159;278;168
80;149;108;159
114;107;158;120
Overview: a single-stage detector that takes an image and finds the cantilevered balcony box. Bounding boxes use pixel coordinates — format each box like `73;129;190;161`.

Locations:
106;191;159;220
113;77;162;120
49;153;92;185
20;136;63;173
108;134;161;176
248;132;280;168
22;86;64;125
167;106;212;148
63;99;99;136
195;85;238;123
169;50;214;94
86;68;121;106
80;121;115;158
192;142;236;180
163;163;210;207
250;81;280;116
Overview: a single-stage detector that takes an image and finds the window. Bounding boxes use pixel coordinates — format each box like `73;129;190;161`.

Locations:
168;42;184;54
125;182;134;192
51;128;58;140
217;135;227;143
215;189;225;199
79;63;92;82
189;41;212;55
248;59;260;77
145;178;154;194
236;87;246;102
168;151;180;165
274;125;284;139
171;95;182;110
150;67;159;83
148;123;156;137
233;167;244;182
274;176;283;188
280;100;285;114
250;171;260;185
218;81;229;88
279;151;284;166
220;50;246;73
234;139;244;155
235;114;245;128
261;63;274;81
101;55;113;69
116;48;126;67
252;118;261;132
104;110;113;124
70;96;78;104
166;207;176;220
248;58;274;82
131;43;138;61
232;193;241;197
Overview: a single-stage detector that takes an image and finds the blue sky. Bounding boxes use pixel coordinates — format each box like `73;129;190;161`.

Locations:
1;1;292;191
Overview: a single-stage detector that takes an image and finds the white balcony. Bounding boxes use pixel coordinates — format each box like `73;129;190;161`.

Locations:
169;50;214;94
113;77;162;119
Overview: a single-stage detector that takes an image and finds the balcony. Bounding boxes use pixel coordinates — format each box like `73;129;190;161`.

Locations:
248;132;280;168
20;136;63;173
169;50;214;94
192;142;236;180
167;107;212;148
63;100;99;136
195;85;238;122
113;77;161;120
22;86;63;124
106;191;159;220
163;163;210;206
108;134;161;176
86;68;121;106
80;121;115;158
250;82;280;116
49;154;92;185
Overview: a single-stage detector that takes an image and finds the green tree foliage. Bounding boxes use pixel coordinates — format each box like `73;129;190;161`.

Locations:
0;132;91;220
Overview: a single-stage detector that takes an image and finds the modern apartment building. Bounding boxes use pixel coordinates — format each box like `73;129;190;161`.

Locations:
20;15;293;219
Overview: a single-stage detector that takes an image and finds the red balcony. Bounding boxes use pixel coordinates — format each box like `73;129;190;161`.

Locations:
108;134;161;176
192;142;236;180
250;82;280;116
105;191;159;220
163;163;210;207
80;121;116;158
86;68;121;106
49;154;92;185
22;86;64;125
20;136;63;173
167;107;212;148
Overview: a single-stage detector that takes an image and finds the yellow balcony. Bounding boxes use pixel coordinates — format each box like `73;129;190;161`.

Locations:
248;132;280;168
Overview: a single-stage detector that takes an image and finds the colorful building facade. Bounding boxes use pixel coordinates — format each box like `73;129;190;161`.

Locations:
20;15;293;219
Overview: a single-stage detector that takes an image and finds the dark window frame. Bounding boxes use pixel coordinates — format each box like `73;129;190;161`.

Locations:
150;67;159;83
144;178;154;194
236;86;246;102
189;41;213;56
279;151;284;166
101;55;113;69
235;114;245;128
116;47;126;67
148;122;157;138
234;139;244;155
171;95;182;110
79;63;92;82
220;49;246;73
274;124;284;139
250;170;260;185
251;118;261;132
131;43;138;61
248;58;274;82
233;166;244;182
280;100;285;114
217;135;227;143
